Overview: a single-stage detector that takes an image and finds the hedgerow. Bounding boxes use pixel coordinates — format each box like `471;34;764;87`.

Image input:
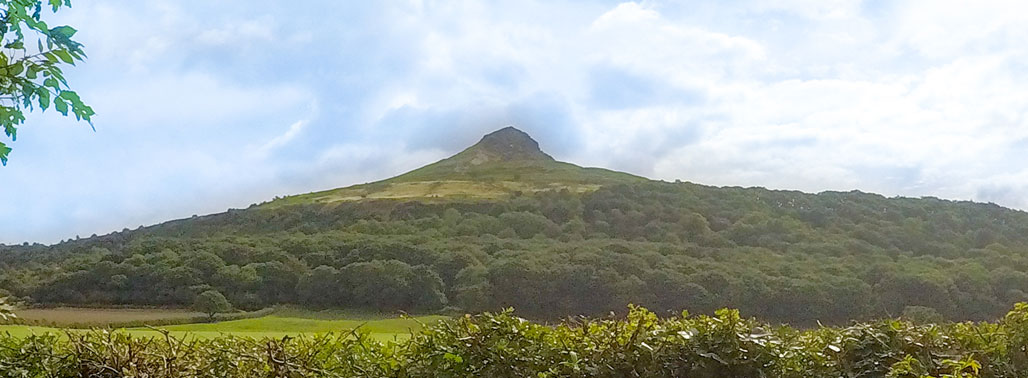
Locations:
5;304;1028;377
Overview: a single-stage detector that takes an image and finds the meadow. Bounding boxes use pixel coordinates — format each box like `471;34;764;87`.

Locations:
12;307;205;326
0;307;446;342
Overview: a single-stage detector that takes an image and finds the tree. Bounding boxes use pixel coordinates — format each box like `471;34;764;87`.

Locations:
193;290;232;320
296;265;340;308
498;212;555;238
341;260;413;311
0;0;94;165
409;265;447;312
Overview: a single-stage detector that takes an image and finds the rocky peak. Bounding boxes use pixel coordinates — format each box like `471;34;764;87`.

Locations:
467;126;554;163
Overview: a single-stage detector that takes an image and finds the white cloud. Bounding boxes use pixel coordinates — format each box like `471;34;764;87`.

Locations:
8;0;1028;243
592;2;660;27
890;0;1028;59
197;17;275;45
253;120;307;158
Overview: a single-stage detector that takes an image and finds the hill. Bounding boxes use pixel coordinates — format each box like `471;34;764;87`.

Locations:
265;127;644;207
4;127;1028;325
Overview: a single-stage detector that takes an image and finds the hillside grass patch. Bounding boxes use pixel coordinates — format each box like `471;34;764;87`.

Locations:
0;307;446;342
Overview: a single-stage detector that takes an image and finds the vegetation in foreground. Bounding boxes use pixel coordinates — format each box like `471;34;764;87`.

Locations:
4;304;1028;377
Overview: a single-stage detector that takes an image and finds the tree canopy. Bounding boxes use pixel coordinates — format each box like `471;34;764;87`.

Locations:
7;181;1028;325
193;290;232;320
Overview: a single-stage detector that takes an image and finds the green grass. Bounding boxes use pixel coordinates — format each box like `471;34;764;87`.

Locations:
154;314;446;341
264;163;644;208
268;180;607;208
262;141;647;208
0;307;447;342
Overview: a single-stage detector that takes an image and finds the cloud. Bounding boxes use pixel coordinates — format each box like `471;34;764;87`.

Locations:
587;65;706;110
253;120;308;158
196;17;275;46
7;0;1028;243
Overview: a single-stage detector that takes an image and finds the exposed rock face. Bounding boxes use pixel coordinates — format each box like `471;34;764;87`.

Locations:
466;126;555;164
363;125;643;184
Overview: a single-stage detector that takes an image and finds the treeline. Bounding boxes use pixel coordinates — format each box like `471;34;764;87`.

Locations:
4;181;1028;324
7;304;1028;377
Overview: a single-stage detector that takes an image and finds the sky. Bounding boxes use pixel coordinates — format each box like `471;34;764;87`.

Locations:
4;0;1028;244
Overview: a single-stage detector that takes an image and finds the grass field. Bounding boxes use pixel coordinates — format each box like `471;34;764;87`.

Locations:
0;307;447;341
13;307;205;325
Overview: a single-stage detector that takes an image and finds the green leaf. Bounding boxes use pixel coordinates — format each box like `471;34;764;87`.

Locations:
34;20;49;33
58;90;80;103
51;69;67;86
443;353;464;364
0;141;9;166
75;104;95;127
36;88;50;109
50;26;77;39
9;62;24;76
54;97;68;115
4;41;24;49
53;50;74;64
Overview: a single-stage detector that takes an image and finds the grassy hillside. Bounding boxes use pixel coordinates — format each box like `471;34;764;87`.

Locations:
263;127;644;208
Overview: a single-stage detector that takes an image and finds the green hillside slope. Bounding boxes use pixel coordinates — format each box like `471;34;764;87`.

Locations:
4;127;1028;326
266;127;644;207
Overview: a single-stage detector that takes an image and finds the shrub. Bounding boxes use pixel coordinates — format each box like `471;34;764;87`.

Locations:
193;290;232;320
7;303;1028;377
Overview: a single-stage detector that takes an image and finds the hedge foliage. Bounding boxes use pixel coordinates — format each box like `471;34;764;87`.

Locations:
7;304;1028;377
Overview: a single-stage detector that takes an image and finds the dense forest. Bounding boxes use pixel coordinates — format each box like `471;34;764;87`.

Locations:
4;180;1028;325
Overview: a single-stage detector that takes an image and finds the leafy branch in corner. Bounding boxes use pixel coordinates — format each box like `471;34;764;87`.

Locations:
0;0;94;165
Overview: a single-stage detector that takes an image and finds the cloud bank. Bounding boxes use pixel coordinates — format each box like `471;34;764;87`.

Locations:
3;0;1028;243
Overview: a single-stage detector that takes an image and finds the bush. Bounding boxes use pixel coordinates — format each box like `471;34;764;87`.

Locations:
4;303;1028;377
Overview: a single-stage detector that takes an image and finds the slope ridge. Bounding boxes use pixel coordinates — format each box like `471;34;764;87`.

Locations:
268;127;645;206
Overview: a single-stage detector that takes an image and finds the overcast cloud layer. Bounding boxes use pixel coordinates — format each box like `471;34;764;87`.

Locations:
4;0;1028;243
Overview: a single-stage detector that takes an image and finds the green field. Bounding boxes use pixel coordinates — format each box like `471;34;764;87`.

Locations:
0;307;447;341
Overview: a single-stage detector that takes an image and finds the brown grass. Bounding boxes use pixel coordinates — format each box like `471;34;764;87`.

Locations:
14;307;203;326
